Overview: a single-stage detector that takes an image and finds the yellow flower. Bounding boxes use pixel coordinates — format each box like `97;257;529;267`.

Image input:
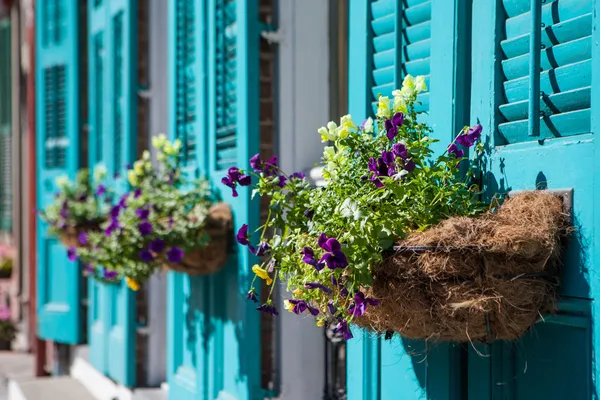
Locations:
152;133;167;150
284;300;294;312
163;142;177;156
133;160;145;175
403;74;416;90
293;288;303;297
415;75;427;93
55;175;69;189
173;139;182;152
319;121;339;143
252;265;273;285
393;95;408;114
126;277;140;291
142;150;151;160
362;117;374;133
376;96;391;118
338;114;357;139
128;170;139;186
316;320;325;327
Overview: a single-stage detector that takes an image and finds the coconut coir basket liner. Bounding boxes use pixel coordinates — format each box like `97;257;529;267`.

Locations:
354;191;570;342
163;203;233;275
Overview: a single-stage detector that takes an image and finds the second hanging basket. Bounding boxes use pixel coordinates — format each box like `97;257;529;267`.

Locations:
163;202;233;275
354;191;570;342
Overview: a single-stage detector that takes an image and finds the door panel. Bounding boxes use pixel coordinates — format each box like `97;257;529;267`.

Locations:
167;0;262;398
346;1;469;398
36;0;82;344
87;0;137;387
468;0;598;398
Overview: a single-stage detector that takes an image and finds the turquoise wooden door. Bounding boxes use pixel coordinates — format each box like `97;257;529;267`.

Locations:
167;0;262;398
87;0;138;387
36;0;82;344
468;1;597;398
346;1;471;398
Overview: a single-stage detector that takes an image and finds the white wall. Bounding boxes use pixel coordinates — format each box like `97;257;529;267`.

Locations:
277;1;330;399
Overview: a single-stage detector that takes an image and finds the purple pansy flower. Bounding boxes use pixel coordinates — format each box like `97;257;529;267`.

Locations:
288;299;319;316
257;303;279;316
334;321;353;340
249;154;279;176
340;287;349;297
78;232;88;246
348;291;380;317
134;188;142;198
456;124;483;147
305;282;333;295
110;205;121;219
404;160;416;173
246;291;258;303
105;219;120;236
167;247;185;264
290;172;306;180
67;246;77;262
277;175;287;188
236;224;250;246
317;234;348;269
447;143;465;159
254;242;271;257
149;238;166;253
139;249;154;263
304;209;314;220
221;167;252;197
249;154;262;172
381;150;395;166
384;112;404;141
327;301;337;315
83;264;95;275
136;208;150;220
96;185;106;197
118;195;127;209
60;207;69;219
301;247;324;271
138;221;153;236
392;143;408;160
102;268;118;280
78;194;88;202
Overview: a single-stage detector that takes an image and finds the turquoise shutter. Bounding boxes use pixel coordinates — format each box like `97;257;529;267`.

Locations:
468;0;597;398
167;1;208;399
167;1;261;399
87;0;138;387
346;1;468;399
36;0;82;343
0;18;11;232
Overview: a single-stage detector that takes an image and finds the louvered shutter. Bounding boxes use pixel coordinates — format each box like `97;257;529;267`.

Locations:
0;18;11;232
498;0;592;143
347;1;468;399
370;0;431;116
36;0;82;344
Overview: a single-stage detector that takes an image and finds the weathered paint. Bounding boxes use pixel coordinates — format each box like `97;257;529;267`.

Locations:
87;0;138;387
35;0;82;344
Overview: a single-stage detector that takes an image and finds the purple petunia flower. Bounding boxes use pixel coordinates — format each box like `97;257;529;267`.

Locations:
136;208;150;220
254;242;271;257
139;249;154;263
167;247;185;264
96;185;106;197
305;282;333;295
447;143;465;159
290;172;306;180
78;232;88;245
334;321;353;340
138;221;153;236
257;303;279;316
67;246;77;262
102;268;118;280
247;291;258;303
149;238;166;253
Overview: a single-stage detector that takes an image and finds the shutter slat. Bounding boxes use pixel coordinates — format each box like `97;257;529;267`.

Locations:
373;66;395;87
373;48;395;70
404;1;431;26
371;14;395;36
405;20;430;44
504;59;590;103
373;32;395;53
499;108;590;143
371;0;395;18
500;87;591;121
405;38;430;62
404;57;430;76
501;13;592;59
501;35;591;80
505;0;591;39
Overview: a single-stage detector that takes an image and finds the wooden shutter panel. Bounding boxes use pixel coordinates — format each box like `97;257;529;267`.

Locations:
498;0;592;143
0;18;11;232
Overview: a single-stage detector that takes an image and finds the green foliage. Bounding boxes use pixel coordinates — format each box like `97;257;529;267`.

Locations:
235;75;486;330
76;137;214;286
39;167;111;236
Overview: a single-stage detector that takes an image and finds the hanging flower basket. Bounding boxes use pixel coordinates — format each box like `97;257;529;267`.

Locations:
58;219;104;248
352;191;569;342
162;203;233;275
